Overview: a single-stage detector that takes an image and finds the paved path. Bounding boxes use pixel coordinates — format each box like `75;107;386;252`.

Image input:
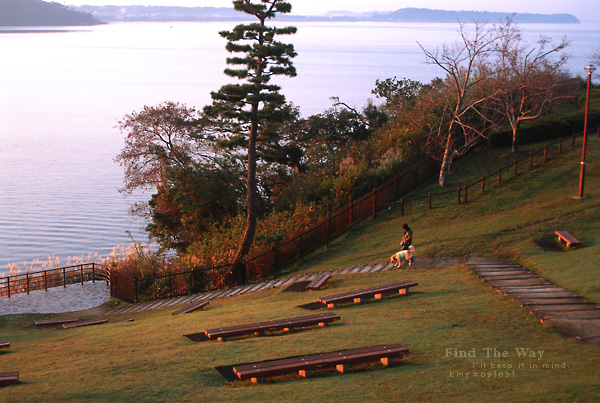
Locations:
0;281;110;315
464;256;600;346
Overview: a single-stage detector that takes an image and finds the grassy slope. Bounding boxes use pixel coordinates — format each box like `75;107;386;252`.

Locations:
1;137;599;402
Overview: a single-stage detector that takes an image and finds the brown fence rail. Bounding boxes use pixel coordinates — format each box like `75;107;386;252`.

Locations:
384;131;591;215
0;263;109;298
110;157;440;303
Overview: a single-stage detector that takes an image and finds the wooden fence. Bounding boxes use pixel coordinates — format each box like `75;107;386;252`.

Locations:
110;157;441;303
0;263;109;298
384;132;588;214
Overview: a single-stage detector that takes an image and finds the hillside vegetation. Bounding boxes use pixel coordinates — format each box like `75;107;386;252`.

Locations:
1;136;598;402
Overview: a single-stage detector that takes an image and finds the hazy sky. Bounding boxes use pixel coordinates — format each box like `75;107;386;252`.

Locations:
64;1;600;22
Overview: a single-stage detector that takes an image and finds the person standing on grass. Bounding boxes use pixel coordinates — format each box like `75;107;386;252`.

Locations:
400;223;413;251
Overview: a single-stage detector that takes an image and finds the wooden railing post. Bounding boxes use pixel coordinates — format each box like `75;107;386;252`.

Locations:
428;192;432;209
80;264;84;285
63;267;66;288
44;270;48;291
544;144;548;162
559;137;562;154
6;277;10;298
92;263;96;283
26;273;30;294
529;152;533;167
372;190;377;219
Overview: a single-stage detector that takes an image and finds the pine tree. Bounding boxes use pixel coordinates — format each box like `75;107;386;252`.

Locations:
204;0;297;283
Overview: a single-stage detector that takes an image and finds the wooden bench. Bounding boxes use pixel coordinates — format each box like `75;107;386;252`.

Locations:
62;318;134;329
204;312;340;341
0;341;9;349
172;300;209;315
0;371;19;385
35;318;79;327
555;231;582;248
63;319;109;329
318;280;418;308
306;272;331;290
233;343;409;384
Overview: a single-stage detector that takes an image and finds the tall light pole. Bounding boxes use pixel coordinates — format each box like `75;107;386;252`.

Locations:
576;64;596;199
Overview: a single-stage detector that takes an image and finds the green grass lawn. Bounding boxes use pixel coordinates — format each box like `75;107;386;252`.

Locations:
1;137;599;402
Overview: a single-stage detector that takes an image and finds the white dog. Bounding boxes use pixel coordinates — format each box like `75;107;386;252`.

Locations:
390;245;415;268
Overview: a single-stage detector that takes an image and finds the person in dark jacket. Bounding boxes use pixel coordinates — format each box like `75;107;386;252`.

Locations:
400;223;413;251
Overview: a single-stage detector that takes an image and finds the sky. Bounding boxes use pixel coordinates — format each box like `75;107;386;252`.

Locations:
63;0;600;22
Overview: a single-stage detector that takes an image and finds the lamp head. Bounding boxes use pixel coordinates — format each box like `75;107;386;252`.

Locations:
585;64;596;74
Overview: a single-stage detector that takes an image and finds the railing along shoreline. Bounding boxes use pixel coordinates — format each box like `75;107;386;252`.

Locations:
0;263;109;298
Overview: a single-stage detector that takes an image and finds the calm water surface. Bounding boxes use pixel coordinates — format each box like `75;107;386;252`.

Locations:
1;21;598;274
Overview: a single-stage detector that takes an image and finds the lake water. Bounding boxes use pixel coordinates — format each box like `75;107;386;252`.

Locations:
1;21;598;274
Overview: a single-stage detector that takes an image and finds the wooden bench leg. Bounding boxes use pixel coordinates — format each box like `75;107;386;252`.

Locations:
375;293;383;299
336;364;349;373
251;377;264;384
354;297;363;304
398;288;407;295
284;328;292;332
299;370;312;378
381;357;394;366
217;337;225;342
327;303;336;309
318;322;325;327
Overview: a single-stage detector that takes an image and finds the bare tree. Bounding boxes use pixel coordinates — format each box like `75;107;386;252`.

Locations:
419;22;502;186
490;20;571;153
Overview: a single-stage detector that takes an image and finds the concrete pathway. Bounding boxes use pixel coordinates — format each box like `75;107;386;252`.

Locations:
0;280;110;315
464;256;600;346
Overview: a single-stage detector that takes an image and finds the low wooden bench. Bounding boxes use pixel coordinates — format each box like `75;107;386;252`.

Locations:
318;280;418;308
62;318;134;329
233;343;409;384
0;371;19;385
35;318;79;327
555;231;582;248
306;272;331;290
172;300;209;315
0;341;9;349
63;319;109;329
204;312;340;341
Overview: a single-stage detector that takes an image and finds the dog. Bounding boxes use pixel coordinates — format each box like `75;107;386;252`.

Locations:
390;245;414;268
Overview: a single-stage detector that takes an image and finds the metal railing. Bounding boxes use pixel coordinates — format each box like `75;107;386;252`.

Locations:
0;263;109;298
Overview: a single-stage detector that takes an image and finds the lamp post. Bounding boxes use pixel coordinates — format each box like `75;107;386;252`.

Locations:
576;64;596;199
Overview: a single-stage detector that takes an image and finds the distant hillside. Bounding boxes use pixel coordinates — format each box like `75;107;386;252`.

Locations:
0;0;104;26
73;5;580;24
370;8;580;24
